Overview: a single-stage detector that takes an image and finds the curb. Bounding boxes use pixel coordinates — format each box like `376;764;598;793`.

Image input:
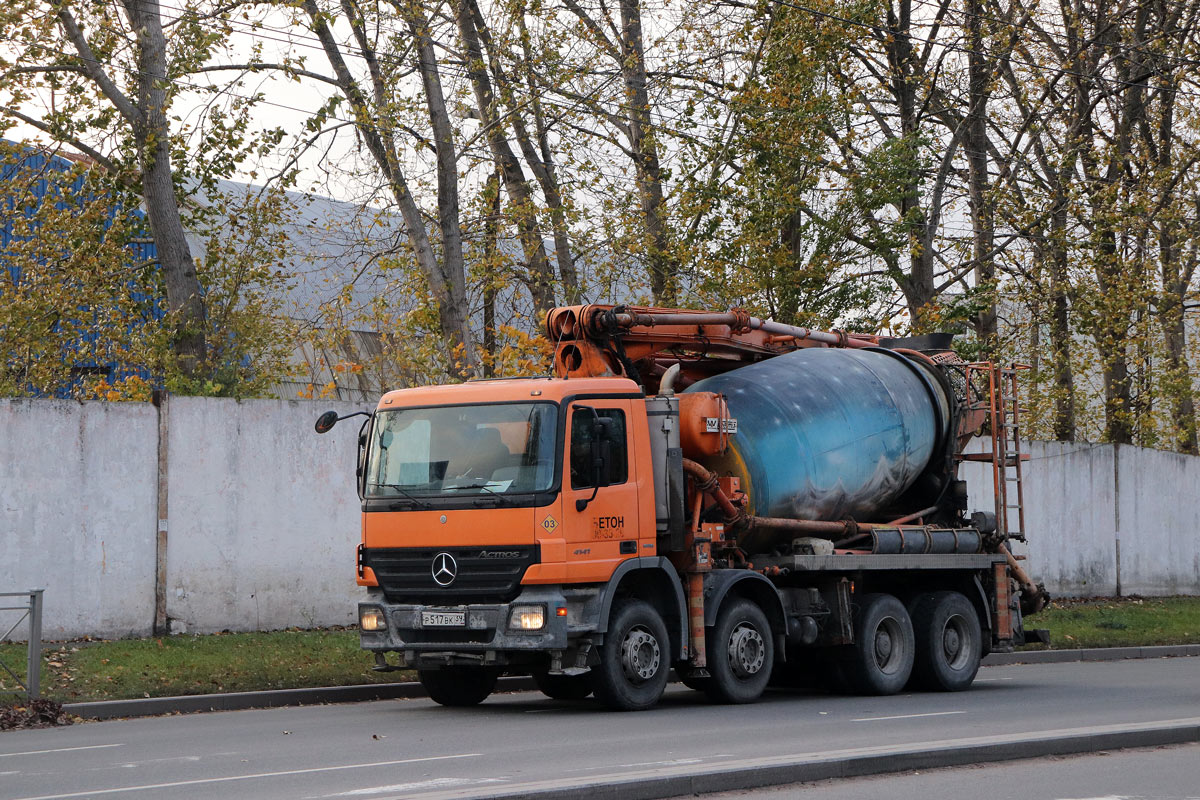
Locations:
458;719;1200;800
63;646;1199;721
64;676;536;721
982;643;1200;665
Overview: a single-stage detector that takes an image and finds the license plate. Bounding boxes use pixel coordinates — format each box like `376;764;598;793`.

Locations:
421;610;466;627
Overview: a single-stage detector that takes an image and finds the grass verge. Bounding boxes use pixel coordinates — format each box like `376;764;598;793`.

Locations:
1;597;1197;704
1021;595;1200;649
0;628;413;704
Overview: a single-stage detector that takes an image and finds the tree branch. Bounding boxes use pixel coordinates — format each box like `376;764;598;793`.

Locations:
194;63;344;88
56;8;143;128
0;107;120;174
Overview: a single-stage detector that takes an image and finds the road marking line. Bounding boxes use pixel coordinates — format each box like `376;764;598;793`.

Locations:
1;744;124;759
852;711;967;722
328;778;505;796
9;753;481;800
119;756;202;768
564;754;736;774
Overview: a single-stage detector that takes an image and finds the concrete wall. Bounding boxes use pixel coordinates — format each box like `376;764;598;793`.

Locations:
3;398;1199;641
1;398;363;640
165;398;364;635
2;400;159;640
959;441;1200;597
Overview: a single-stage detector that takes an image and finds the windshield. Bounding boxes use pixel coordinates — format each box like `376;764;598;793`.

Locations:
365;402;557;498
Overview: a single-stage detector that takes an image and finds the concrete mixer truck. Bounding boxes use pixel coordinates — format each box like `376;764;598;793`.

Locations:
316;304;1049;711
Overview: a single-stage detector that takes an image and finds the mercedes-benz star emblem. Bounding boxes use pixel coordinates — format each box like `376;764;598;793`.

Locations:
431;552;457;586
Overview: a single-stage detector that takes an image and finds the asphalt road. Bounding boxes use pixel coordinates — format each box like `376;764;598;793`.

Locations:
686;742;1200;799
2;658;1198;800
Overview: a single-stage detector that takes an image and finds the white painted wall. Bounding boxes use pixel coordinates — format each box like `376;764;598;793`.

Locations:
1;400;158;639
164;397;363;634
2;397;1198;641
1;398;365;640
958;441;1200;597
1116;446;1200;596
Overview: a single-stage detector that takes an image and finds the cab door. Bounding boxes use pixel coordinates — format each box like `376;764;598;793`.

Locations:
562;399;640;581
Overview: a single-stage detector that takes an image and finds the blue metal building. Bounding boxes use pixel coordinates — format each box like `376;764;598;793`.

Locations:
0;141;163;396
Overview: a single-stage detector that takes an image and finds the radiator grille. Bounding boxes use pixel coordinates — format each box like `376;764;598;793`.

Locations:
363;546;537;603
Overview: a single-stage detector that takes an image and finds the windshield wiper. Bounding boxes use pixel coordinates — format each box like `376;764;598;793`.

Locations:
373;484;431;509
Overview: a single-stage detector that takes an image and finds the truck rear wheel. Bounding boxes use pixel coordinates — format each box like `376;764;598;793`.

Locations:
590;599;671;711
533;670;593;700
840;593;914;695
419;666;500;707
704;598;774;704
909;591;982;691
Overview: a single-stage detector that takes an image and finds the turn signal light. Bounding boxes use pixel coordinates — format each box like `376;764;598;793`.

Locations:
556;607;568;617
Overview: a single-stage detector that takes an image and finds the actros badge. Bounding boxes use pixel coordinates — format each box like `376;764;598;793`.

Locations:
431;552;457;586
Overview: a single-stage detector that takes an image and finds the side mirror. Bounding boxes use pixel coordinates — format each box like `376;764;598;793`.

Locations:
315;410;340;434
314;409;372;434
576;412;614;512
591;418;614;487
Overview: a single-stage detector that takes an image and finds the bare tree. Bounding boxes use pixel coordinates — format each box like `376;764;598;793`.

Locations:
299;0;477;374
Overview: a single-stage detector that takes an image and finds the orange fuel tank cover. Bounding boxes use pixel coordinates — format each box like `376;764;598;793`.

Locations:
678;391;732;458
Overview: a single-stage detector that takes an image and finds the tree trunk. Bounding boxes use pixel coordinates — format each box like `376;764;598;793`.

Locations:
305;0;476;376
514;7;578;301
454;0;556;316
1047;205;1077;441
618;0;676;305
402;5;477;375
966;0;997;353
886;0;935;326
482;173;500;377
122;0;208;377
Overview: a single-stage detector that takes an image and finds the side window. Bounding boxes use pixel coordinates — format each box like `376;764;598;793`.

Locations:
570;409;628;490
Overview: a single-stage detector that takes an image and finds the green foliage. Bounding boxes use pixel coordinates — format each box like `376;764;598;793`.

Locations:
0;143;298;399
161;187;299;398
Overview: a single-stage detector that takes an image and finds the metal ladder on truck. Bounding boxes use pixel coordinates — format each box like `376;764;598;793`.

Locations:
963;363;1030;542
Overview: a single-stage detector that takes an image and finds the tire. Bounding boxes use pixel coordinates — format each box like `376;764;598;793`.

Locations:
532;670;593;701
704;598;774;704
590;599;671;711
418;666;500;707
839;593;915;695
909;591;983;691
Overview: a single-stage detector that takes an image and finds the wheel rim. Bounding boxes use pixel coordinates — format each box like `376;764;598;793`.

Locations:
872;616;906;675
620;625;661;684
727;622;766;679
941;614;972;670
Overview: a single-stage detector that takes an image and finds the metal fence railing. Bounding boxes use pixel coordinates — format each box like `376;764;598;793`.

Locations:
0;589;44;699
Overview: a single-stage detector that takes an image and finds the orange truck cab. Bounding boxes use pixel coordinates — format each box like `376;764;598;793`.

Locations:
353;376;691;709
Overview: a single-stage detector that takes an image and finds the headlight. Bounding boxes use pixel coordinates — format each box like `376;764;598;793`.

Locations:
508;604;545;631
360;607;387;631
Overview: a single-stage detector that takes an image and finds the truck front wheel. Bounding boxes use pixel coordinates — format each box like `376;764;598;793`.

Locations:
840;593;915;695
419;666;500;707
591;599;671;711
705;598;774;704
909;591;982;691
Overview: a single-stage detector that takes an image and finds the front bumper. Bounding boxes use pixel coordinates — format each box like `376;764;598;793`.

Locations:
359;587;573;654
